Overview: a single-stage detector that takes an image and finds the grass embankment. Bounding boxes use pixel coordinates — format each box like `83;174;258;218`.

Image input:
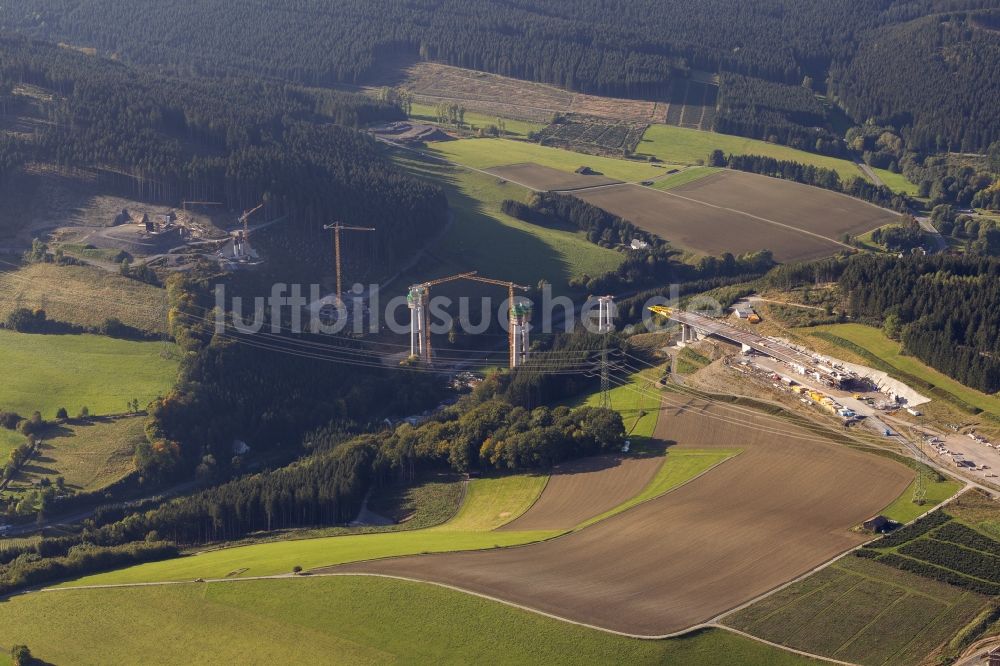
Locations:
676;347;712;375
0;577;818;665
0;330;178;419
567;367;663;447
948;489;1000;541
0;263;168;334
880;475;963;524
391;151;622;293
724;556;988;666
650;166;722;190
366;472;466;529
442;474;548;531
6;416;145;492
57;243;128;264
805;323;1000;419
636;125;866;183
408;103;543;139
426;137;671;183
872;169;922;197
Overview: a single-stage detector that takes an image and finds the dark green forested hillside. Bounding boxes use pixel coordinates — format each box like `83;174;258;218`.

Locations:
1;0;999;153
840;254;1000;394
0;35;447;280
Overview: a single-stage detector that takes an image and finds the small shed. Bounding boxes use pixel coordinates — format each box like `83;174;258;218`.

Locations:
863;515;891;532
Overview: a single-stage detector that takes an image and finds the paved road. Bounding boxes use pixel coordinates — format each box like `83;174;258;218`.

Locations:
855;160;884;187
748;296;826;312
915;215;949;254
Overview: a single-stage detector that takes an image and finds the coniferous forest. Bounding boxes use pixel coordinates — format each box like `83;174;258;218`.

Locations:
839;255;1000;394
1;0;998;153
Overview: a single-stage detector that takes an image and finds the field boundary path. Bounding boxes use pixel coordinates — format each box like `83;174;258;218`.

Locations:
35;571;857;664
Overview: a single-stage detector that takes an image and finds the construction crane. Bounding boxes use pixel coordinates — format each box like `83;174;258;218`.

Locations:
234;203;264;259
465;275;530;368
407;271;479;364
323;222;376;304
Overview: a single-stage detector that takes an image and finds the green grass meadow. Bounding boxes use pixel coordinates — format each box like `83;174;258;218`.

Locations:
880;474;963;524
8;416;145;492
426;137;672;182
58;472;554;586
872;168;922;196
391;150;622;293
0;330;178;418
0;577;819;665
442;473;548;531
636;125;866;182
567;367;664;446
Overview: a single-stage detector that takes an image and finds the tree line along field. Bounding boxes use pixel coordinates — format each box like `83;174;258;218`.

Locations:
0;263;169;335
0;330;178;418
53;472;556;586
0;578;817;665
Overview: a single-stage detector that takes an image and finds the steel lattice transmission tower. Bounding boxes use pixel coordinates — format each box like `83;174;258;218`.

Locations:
912;467;927;505
597;296;615;410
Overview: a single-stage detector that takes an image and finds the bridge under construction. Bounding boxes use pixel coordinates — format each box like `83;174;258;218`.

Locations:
648;306;852;388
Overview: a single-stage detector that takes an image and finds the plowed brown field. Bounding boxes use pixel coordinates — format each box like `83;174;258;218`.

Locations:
327;399;912;635
500;453;663;531
574;170;898;261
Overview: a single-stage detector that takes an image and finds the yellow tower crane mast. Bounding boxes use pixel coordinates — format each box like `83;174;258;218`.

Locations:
324;222;376;304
